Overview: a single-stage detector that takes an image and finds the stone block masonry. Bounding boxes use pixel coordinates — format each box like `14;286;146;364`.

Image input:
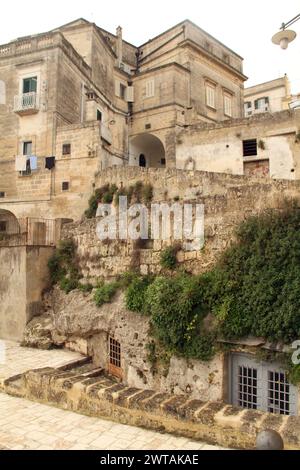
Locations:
62;166;300;279
3;363;300;450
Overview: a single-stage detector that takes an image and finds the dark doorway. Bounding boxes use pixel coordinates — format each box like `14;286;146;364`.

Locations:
139;154;146;167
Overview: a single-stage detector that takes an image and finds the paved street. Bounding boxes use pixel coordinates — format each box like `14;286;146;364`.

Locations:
0;341;227;450
0;393;225;450
0;341;83;388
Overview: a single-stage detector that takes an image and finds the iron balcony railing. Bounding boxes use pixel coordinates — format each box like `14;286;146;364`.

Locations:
13;92;39;113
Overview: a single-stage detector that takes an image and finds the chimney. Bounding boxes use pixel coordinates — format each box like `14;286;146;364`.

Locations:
116;26;123;64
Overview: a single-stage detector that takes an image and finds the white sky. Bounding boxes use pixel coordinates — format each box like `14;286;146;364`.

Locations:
1;0;299;92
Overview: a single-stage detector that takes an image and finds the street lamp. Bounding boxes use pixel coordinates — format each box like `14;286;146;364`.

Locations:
272;14;300;49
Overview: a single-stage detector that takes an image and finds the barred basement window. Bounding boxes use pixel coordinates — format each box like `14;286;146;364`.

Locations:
268;370;290;415
62;182;69;191
243;139;257;157
109;337;121;368
238;365;258;410
62;144;71;156
108;337;122;379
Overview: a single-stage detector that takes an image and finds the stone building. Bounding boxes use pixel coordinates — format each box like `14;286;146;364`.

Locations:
0;18;246;223
244;75;292;116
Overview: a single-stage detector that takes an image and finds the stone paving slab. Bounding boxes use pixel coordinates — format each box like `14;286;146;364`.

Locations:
0;393;226;450
0;341;83;388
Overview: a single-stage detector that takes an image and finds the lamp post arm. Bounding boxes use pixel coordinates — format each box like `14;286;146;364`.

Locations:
280;13;300;30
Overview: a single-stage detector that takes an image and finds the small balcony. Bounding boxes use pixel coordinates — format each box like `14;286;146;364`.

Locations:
14;92;39;115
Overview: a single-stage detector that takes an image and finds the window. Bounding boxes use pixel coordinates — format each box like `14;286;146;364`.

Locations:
231;354;298;416
255;97;269;111
21;141;32;175
0;221;7;232
161;158;166;166
97;109;102;121
206;83;216;109
23;77;37;94
120;84;126;100
0;192;5;198
243;139;257;157
62;182;69;191
224;93;232;117
244;101;252;116
23;141;32;156
145;80;155;98
62;144;71;156
108;337;122;379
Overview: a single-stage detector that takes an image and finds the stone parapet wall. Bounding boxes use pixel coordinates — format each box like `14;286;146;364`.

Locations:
4;364;300;450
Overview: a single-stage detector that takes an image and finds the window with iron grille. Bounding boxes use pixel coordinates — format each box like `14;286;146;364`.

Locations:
243;139;257;157
231;353;298;416
62;182;69;191
0;192;5;198
109;337;121;369
268;370;290;415
238;366;258;410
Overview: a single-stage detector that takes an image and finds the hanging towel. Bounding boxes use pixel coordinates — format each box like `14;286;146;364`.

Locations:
15;155;27;172
29;155;38;171
45;156;55;170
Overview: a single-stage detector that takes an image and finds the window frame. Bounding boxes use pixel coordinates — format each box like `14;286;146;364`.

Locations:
62;143;71;156
243;139;258;157
205;82;216;110
22;76;37;94
224;92;233;117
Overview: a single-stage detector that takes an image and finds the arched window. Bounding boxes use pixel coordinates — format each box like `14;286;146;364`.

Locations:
139;154;146;168
0;80;5;105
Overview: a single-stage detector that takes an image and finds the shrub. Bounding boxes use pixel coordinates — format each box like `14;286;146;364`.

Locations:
48;240;78;285
160;245;179;270
84;184;117;218
78;283;94;293
125;276;152;313
210;203;300;342
94;282;119;307
145;274;211;360
141;184;153;203
59;276;79;294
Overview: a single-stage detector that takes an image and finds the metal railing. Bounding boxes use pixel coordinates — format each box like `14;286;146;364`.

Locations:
0;217;61;247
13;92;39;113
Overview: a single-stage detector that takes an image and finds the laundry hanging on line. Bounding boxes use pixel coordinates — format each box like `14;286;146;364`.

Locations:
15;155;27;172
29;155;38;170
45;156;55;170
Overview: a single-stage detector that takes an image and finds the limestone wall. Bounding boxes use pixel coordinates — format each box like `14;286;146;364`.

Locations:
0;246;53;340
60;167;300;280
176;109;300;179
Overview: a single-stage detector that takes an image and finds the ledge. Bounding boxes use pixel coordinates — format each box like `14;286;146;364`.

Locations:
3;364;300;450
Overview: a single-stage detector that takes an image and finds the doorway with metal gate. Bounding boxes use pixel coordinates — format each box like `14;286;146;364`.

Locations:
229;353;298;416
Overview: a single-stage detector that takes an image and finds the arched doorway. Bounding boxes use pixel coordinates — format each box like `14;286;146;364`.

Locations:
130;134;166;168
0;209;20;234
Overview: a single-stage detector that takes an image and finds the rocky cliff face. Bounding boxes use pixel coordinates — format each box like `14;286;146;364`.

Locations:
23;287;224;402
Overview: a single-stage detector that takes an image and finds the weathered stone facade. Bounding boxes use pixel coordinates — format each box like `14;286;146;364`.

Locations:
57;167;300;280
